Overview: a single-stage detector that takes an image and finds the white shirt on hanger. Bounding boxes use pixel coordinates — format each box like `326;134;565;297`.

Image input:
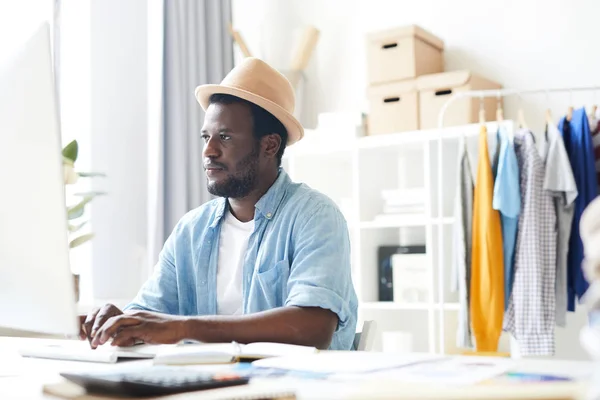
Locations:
543;123;578;326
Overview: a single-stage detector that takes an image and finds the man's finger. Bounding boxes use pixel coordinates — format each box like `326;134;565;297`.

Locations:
90;305;119;338
92;315;142;348
78;315;88;340
83;308;100;343
110;327;144;347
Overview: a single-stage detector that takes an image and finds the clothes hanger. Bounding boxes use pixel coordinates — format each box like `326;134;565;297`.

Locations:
566;89;574;121
517;94;528;129
545;90;553;125
479;94;486;126
590;90;598;121
495;91;504;122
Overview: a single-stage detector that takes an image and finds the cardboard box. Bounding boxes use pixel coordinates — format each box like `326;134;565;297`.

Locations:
417;70;502;130
367;25;444;85
367;79;418;135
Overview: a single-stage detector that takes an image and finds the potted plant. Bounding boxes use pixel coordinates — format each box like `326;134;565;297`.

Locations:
62;140;105;302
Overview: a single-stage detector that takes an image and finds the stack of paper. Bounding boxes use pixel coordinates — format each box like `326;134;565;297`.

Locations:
380;188;426;215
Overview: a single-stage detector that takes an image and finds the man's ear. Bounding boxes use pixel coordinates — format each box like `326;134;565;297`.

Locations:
262;133;282;159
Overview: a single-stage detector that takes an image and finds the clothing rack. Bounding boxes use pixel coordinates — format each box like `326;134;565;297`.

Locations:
437;86;600;130
434;86;600;355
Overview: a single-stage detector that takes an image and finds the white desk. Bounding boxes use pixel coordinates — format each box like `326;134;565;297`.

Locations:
0;337;595;400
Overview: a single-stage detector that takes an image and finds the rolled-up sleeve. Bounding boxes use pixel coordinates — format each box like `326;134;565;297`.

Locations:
124;225;180;315
284;203;355;333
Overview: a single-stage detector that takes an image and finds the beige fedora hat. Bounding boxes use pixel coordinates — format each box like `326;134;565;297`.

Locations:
195;57;304;145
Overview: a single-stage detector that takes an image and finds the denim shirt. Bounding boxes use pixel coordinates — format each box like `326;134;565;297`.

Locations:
125;169;358;350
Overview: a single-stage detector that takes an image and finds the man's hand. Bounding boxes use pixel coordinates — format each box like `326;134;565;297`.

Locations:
79;304;123;347
91;310;188;348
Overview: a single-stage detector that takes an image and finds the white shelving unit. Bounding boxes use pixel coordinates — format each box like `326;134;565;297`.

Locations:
282;121;513;354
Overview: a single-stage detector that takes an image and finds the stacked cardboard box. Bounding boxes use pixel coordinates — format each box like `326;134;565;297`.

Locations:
366;25;502;135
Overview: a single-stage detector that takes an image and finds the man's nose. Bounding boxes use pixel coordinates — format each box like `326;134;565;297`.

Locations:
202;136;221;159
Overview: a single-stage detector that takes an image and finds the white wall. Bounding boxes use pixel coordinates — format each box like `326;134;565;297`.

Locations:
89;0;148;300
232;0;598;360
233;0;600;134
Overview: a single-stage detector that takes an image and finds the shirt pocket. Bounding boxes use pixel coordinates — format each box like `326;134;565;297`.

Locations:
256;259;290;309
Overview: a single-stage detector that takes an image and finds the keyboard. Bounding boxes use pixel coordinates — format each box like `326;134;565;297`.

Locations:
60;366;250;397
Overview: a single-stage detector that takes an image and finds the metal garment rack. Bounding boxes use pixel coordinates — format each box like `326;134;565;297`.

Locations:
435;85;600;355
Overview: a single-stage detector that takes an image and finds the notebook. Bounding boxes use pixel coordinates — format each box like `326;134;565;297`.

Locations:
153;342;318;365
18;340;170;363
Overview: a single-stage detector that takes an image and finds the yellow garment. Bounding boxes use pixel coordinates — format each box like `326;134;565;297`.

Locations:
470;125;505;352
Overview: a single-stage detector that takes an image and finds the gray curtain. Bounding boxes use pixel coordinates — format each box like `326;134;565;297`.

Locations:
151;0;233;265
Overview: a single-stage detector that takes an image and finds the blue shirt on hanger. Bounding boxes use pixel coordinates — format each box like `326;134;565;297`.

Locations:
558;107;598;311
492;126;521;309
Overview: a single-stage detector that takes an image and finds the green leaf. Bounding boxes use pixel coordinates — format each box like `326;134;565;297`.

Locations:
68;221;88;233
77;172;106;178
62;140;78;163
73;191;107;197
69;233;95;249
67;195;94;220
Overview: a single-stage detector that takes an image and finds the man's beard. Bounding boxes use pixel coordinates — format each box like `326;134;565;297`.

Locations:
206;146;259;198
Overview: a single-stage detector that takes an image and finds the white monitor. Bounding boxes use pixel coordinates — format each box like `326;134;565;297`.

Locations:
0;23;79;335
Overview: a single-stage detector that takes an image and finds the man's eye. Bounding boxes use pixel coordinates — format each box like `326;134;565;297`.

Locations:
220;134;231;141
201;134;209;143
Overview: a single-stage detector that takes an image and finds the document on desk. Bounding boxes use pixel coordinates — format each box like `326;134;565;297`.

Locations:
353;356;516;385
18;340;171;363
252;352;444;374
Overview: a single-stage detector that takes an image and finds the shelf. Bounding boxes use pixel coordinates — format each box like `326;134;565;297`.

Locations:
359;216;454;229
284;144;353;158
284;121;512;157
439;303;460;311
360;302;461;311
361;302;430;310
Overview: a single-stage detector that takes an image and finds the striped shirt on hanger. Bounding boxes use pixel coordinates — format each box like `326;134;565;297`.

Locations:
504;129;557;356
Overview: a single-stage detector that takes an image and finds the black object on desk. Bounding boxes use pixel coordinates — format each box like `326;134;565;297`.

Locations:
378;245;426;301
60;366;249;397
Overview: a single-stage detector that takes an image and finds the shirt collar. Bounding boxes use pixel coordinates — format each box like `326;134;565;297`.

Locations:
210;168;291;227
254;168;291;221
210;198;227;228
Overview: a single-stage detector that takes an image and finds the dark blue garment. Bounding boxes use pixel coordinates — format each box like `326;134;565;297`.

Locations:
558;108;598;311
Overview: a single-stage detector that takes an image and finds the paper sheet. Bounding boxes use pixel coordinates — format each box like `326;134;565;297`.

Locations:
349;356;516;385
252;352;443;374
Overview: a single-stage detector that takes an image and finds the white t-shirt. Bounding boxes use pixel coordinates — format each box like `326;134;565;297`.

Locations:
216;209;254;315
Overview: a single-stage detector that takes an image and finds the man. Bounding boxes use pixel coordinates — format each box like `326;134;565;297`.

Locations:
80;57;358;351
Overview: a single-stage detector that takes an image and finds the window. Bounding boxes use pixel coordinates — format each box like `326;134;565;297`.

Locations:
58;0;93;303
0;1;94;303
